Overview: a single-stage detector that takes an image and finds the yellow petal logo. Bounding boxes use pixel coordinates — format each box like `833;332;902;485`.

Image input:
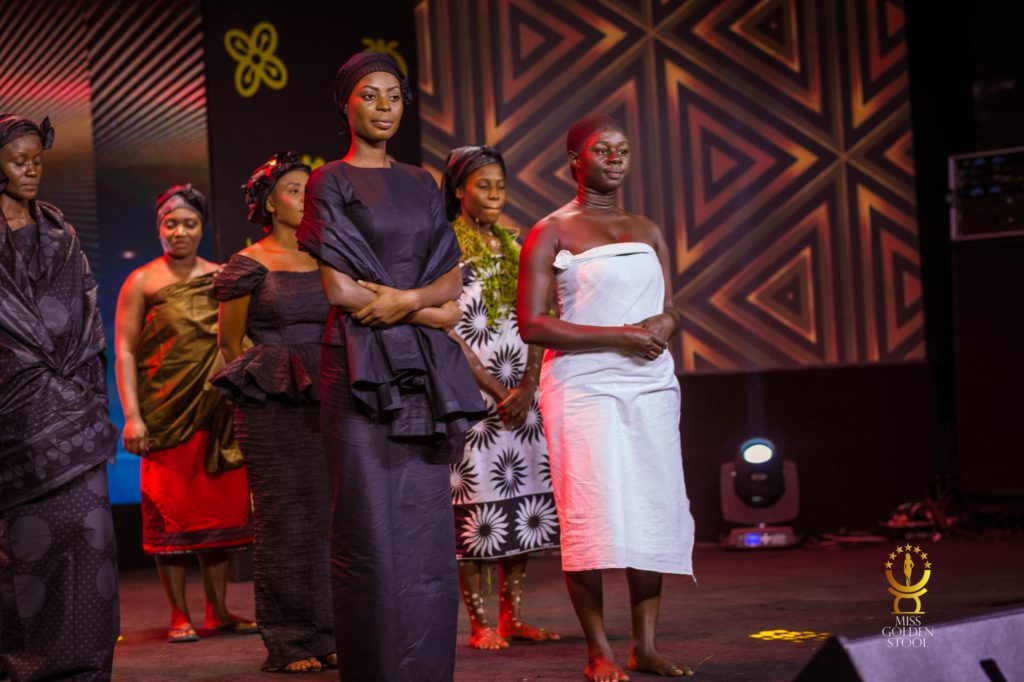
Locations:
301;154;325;171
361;38;408;76
224;22;288;98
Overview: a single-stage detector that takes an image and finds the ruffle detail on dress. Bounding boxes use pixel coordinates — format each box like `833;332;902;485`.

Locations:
212;344;318;405
213;254;267;301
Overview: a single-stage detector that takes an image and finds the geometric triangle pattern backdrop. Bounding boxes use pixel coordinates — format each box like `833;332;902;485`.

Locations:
416;0;923;373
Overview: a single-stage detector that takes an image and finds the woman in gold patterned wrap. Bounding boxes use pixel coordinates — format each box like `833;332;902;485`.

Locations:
114;184;256;644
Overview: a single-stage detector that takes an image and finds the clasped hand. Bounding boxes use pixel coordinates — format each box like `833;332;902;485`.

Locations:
353;281;418;327
620;312;675;361
496;384;533;429
353;281;462;331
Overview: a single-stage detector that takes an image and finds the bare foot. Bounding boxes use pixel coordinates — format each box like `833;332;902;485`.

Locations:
585;655;629;682
205;612;258;634
320;653;338;668
498;618;561;642
469;626;510;650
166;626;199;643
628;648;693;677
282;658;322;673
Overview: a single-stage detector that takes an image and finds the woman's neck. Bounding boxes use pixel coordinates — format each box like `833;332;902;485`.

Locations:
574;185;617;212
460;210;496;235
342;135;390;168
162;252;199;279
0;193;32;227
268;224;299;251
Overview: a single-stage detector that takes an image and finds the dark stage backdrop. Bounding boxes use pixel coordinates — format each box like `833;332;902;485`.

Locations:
201;0;420;258
416;0;923;373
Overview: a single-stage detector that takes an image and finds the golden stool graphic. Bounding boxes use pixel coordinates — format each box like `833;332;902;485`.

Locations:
884;544;932;614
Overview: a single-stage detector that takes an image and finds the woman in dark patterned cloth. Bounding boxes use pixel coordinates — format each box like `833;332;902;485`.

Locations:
0;113;121;682
296;52;485;681
212;151;335;673
443;146;560;651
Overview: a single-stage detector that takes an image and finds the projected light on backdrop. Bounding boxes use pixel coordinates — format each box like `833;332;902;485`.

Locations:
415;0;922;372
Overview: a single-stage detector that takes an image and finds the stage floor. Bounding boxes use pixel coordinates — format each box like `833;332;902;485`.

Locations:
111;538;1024;680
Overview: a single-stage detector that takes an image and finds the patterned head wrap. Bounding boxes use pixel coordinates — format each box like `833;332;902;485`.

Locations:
243;150;311;229
566;114;623;179
0;113;55;194
441;146;506;222
333;52;414;135
155;183;207;227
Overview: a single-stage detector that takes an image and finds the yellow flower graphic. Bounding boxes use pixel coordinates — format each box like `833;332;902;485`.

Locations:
301;154;325;171
224;22;288;98
361;38;408;76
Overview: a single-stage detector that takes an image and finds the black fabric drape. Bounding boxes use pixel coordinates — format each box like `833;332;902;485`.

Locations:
0;202;117;511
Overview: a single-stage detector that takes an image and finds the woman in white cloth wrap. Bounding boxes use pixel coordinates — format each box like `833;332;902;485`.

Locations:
517;114;695;682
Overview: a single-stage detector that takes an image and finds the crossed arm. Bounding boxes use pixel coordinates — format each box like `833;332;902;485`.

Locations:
320;263;463;330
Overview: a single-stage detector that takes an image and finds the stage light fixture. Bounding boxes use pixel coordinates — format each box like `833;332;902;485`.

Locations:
720;437;799;549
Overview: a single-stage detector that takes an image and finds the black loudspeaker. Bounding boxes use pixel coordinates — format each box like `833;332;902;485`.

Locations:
794;608;1024;682
951;237;1024;496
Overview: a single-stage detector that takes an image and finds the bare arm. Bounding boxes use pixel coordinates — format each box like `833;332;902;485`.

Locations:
320;263;462;330
352;265;462;327
319;264;377;312
113;270;149;455
450;330;510;402
495;343;544;428
516;223;666;359
217;295;251;364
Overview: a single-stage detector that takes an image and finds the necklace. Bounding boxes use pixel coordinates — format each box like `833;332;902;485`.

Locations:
453;216;520;325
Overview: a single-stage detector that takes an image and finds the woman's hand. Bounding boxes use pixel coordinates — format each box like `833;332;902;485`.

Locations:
497;384;533;429
436;300;463;332
635;312;677;344
616;324;668;361
353;281;419;327
123;416;150;456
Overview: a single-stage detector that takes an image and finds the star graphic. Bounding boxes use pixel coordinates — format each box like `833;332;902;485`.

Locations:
889;552;896;560
920;552;928;560
905;544;913;552
885;562;893;569
914;546;922;553
925;562;932;569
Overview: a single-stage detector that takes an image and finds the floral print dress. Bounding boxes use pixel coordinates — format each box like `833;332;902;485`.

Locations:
451;257;560;559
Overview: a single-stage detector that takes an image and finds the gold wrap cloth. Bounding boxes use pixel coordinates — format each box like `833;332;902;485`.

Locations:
136;273;244;472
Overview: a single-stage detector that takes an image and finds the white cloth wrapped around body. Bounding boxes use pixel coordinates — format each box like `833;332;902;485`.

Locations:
539;242;695;574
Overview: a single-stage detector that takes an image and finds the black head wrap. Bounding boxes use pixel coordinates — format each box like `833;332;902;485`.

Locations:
155;183;207;227
333;52;414;135
441;146;506;222
566;114;622;179
0;113;55;194
243;150;311;229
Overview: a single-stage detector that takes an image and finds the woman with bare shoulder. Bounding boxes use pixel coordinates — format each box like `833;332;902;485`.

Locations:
518;115;697;681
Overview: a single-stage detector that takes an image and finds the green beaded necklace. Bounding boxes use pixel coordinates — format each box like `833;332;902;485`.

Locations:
453;215;520;325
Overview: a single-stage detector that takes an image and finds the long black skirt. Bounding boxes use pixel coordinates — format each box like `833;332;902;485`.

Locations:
320;345;459;682
235;401;334;670
0;464;119;682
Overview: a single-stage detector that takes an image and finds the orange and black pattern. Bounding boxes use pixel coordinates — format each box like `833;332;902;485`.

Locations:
416;0;921;372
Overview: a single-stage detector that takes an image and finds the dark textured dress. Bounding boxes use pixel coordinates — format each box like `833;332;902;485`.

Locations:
0;205;120;682
297;161;486;682
212;254;334;670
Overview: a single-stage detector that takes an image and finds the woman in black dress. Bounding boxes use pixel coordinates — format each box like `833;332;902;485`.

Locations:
296;53;485;681
213;151;334;673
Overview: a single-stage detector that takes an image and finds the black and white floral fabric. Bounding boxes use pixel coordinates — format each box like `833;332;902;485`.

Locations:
452;259;559;559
